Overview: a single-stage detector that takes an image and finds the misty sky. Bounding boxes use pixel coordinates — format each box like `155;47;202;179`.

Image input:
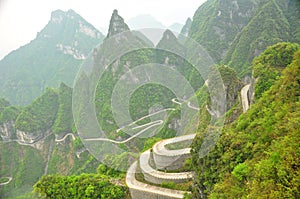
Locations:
0;0;206;59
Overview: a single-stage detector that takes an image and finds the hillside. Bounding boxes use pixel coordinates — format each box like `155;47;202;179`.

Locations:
178;18;192;43
0;83;100;198
252;42;299;99
190;46;300;198
83;10;204;140
189;0;258;63
0;9;104;105
189;0;300;76
223;0;300;76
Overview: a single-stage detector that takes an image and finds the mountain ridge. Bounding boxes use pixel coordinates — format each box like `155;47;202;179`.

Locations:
0;9;104;105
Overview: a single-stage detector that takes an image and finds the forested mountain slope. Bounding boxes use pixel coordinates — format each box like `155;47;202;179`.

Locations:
0;9;104;105
0;83;99;198
223;0;300;75
190;45;300;198
189;0;300;76
189;0;258;63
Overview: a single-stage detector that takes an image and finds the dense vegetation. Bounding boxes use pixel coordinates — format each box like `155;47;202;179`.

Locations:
52;83;74;135
0;142;45;198
189;0;300;76
95;29;203;139
253;42;299;99
189;0;257;63
223;0;300;76
0;84;100;198
178;17;192;43
0;106;20;125
0;99;10;113
0;99;20;125
34;173;127;199
190;48;300;198
15;88;59;133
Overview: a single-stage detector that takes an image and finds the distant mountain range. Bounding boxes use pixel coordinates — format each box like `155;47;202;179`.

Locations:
0;11;187;106
1;1;299;106
127;14;184;33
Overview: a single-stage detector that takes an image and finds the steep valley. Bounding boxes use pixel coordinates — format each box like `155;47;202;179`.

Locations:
0;0;299;198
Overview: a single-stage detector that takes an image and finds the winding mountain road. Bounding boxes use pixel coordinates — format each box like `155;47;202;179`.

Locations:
126;162;189;199
55;133;76;142
153;134;195;157
85;96;200;144
85;120;163;143
116;108;175;133
126;132;195;198
171;98;200;111
85;108;176;144
241;84;250;113
54;133;88;159
152;133;195;171
140;149;194;184
0;177;12;186
76;148;87;158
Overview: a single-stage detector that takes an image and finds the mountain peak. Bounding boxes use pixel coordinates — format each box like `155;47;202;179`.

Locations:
41;9;103;42
107;9;130;38
0;9;104;105
50;9;64;23
50;9;80;24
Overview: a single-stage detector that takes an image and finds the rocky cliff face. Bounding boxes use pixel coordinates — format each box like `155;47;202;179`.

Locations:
206;65;243;120
0;121;15;141
0;121;49;150
40;9;104;57
16;130;43;144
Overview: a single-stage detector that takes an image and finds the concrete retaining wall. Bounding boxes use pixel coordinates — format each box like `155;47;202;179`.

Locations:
126;162;188;199
140;150;193;184
153;152;191;171
126;134;196;199
153;134;195;170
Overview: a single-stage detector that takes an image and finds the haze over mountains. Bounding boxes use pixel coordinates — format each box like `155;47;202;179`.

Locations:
0;10;185;106
0;9;104;105
127;14;184;33
0;0;299;198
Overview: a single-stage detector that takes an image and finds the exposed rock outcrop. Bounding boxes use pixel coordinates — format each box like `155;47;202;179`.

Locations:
16;130;42;144
207;65;243;119
0;121;15;141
